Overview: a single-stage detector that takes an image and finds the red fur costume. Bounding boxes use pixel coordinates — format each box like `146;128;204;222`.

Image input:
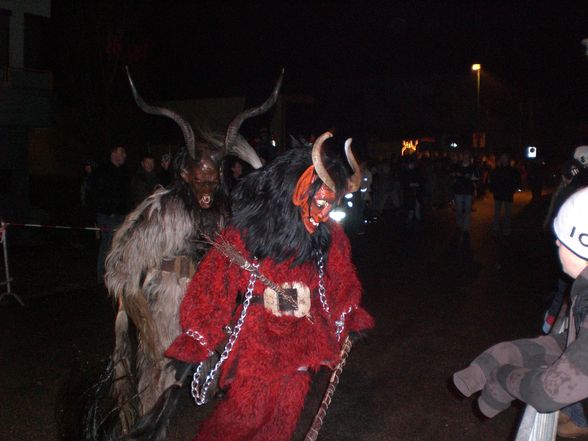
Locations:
166;222;373;441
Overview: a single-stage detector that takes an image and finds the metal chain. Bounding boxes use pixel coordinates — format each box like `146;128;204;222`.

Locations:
317;255;330;315
185;329;211;353
335;305;356;341
318;255;357;341
191;263;258;405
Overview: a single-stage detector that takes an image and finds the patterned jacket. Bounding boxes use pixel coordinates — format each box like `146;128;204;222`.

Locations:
480;265;588;414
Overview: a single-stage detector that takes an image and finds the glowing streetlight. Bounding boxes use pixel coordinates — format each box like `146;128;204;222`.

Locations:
471;63;481;114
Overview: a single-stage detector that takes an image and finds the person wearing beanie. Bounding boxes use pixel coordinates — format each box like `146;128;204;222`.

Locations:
452;187;588;438
540;158;585;335
541;149;588;330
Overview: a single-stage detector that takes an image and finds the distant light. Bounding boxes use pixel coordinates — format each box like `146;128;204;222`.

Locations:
471;63;481;71
347;201;353;208
344;193;353;199
450;142;458;148
329;211;346;222
401;139;419;156
360;188;367;193
271;139;276;147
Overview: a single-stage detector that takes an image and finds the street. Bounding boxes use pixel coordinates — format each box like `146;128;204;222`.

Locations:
1;190;562;441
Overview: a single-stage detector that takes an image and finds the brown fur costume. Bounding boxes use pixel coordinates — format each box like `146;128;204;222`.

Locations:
96;69;282;441
106;184;225;434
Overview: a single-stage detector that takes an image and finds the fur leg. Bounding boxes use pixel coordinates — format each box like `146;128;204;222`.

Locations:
193;371;311;441
112;309;139;434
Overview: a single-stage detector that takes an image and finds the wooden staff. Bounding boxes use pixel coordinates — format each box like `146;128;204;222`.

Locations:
304;336;353;441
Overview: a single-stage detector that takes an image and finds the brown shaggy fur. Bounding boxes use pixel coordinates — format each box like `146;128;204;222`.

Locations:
105;187;224;437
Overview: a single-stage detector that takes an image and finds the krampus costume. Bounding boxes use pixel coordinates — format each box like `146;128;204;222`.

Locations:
94;70;281;440
166;132;374;441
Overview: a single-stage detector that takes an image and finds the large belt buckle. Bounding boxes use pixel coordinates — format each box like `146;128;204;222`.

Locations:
263;282;311;318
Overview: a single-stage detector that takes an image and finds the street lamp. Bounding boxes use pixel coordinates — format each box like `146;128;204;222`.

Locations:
471;63;481;114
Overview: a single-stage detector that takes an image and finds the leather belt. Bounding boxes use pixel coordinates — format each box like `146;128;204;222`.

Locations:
161;256;196;279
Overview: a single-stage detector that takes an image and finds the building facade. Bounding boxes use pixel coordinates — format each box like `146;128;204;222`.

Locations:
0;0;53;222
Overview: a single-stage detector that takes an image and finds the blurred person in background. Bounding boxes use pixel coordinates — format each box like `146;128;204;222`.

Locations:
158;153;173;187
399;155;423;231
92;145;131;284
131;153;160;206
450;150;479;248
489;153;521;239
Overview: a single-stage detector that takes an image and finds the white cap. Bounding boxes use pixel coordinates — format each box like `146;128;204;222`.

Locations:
553;187;588;259
573;146;588;168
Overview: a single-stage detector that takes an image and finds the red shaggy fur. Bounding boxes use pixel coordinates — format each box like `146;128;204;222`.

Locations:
166;222;373;441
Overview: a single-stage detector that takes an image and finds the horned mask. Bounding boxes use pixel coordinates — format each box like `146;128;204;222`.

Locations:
292;132;361;234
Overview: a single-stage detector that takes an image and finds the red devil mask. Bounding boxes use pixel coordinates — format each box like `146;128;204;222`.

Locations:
292;165;337;234
291;132;362;234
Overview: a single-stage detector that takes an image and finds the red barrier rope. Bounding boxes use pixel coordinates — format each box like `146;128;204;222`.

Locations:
1;221;113;232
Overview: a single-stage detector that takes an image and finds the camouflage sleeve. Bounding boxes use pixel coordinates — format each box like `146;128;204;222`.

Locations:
453;333;566;417
496;314;588;413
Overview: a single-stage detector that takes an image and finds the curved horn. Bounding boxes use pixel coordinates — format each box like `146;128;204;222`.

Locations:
224;68;284;152
311;131;336;192
344;138;362;193
126;66;195;158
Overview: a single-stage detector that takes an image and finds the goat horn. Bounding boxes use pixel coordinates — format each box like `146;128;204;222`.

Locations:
126;66;195;158
311;131;336;192
344;138;361;193
224;68;284;152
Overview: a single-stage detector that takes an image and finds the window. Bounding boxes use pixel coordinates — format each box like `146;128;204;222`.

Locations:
0;9;10;67
24;13;50;70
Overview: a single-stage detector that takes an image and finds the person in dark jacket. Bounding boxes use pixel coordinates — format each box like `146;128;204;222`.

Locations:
92;145;132;284
131;153;160;206
450;150;478;247
158;153;173;188
489;153;521;237
399;155;423;230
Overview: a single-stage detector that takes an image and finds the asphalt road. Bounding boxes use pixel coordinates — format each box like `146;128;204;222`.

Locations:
0;190;567;441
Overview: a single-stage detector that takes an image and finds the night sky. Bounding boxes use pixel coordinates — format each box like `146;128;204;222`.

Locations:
131;2;587;98
51;1;588;155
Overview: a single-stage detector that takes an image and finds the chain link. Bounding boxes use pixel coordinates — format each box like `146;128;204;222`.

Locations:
318;255;356;341
335;305;356;341
191;263;258;405
317;255;330;315
185;329;211;352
